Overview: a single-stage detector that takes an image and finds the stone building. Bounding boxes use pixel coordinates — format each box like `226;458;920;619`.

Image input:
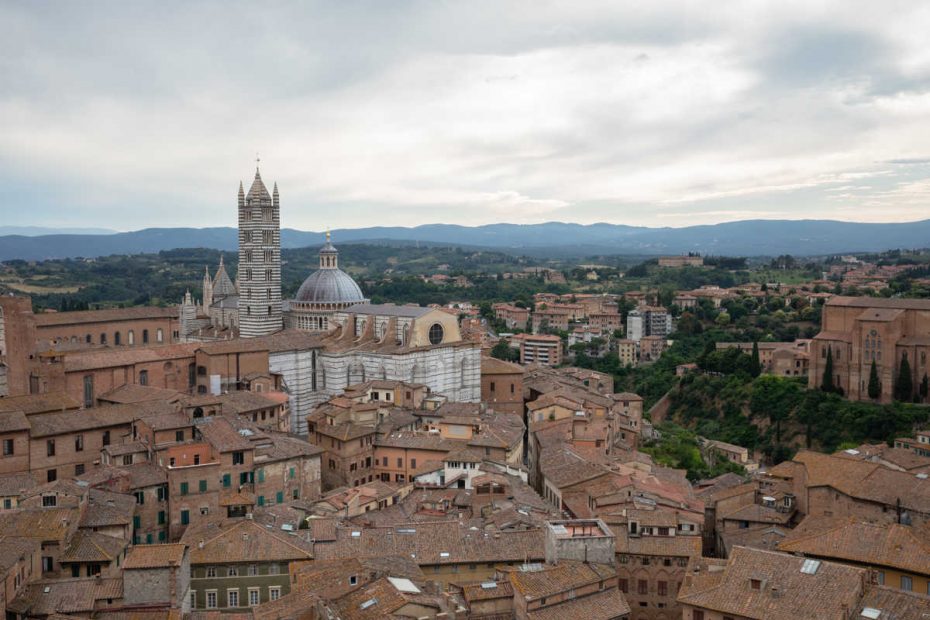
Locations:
809;296;930;403
284;233;368;332
122;543;191;613
238;168;283;338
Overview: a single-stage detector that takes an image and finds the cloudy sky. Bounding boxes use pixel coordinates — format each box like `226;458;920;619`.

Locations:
2;1;930;232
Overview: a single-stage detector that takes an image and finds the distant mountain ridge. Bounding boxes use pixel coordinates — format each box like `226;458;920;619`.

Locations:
1;219;929;261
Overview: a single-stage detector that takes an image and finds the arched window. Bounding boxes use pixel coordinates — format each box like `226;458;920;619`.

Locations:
114;332;121;346
139;370;148;386
128;330;135;345
142;329;149;344
100;333;107;345
156;328;164;343
86;334;92;344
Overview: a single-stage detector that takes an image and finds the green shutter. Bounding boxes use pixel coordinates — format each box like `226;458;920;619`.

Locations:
133;515;141;529
146;533;153;544
199;479;207;493
276;491;283;504
222;473;231;487
180;482;188;495
158;530;166;542
257;495;265;506
289;467;295;479
158;511;166;525
181;510;190;525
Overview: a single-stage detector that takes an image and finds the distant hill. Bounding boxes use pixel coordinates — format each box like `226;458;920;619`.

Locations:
0;226;118;236
2;219;929;261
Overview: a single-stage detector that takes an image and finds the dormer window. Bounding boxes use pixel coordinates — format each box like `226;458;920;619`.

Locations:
750;578;762;591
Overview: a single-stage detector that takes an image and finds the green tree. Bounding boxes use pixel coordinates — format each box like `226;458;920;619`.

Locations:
821;347;835;393
921;373;929;402
715;312;731;326
749;341;761;378
490;340;518;362
895;352;913;402
867;360;881;400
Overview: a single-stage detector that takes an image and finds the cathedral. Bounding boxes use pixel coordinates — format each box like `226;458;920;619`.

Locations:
179;166;372;341
283;231;369;331
172;166;481;432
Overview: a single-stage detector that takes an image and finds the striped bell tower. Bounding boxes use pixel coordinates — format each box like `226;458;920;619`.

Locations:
238;166;282;337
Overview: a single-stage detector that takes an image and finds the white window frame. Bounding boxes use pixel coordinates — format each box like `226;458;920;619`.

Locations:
227;566;237;577
206;566;216;578
190;590;196;609
248;587;261;607
227;589;240;608
269;586;281;601
206;590;217;609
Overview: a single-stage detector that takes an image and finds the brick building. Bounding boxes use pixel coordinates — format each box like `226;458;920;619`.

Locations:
809;296;930;403
480;356;524;415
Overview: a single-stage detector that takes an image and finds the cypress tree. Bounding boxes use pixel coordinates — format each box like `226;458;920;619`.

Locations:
867;360;881;400
921;373;929;402
896;352;913;402
821;347;835;393
750;341;762;378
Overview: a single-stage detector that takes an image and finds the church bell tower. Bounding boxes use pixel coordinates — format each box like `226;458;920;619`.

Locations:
237;165;282;337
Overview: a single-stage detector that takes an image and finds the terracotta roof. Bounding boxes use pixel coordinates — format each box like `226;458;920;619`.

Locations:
0;537;40;572
330;576;423;620
778;516;930;576
98;384;182;404
183;519;313;564
80;488;136;528
139;410;190;431
251;587;321;620
481;356;524;375
615;530;702;558
29;401;174;437
0;391;81;415
8;577;123;616
307;517;338;542
313;522;545;566
60;530;127;563
0;507;79;541
196;415;254;452
123;543;187;569
0;472;34;497
35;306;177;326
0;409;29;432
857;585;930;619
721;503;793;525
127;462;168;488
826;295;930;311
509;560;615;599
64;343;199;372
459;580;514;602
678;546;865;620
526;586;630;620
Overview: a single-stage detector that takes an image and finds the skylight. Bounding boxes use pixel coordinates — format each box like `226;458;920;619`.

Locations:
800;559;821;575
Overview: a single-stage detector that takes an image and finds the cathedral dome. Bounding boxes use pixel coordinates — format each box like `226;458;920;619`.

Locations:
294;268;366;304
